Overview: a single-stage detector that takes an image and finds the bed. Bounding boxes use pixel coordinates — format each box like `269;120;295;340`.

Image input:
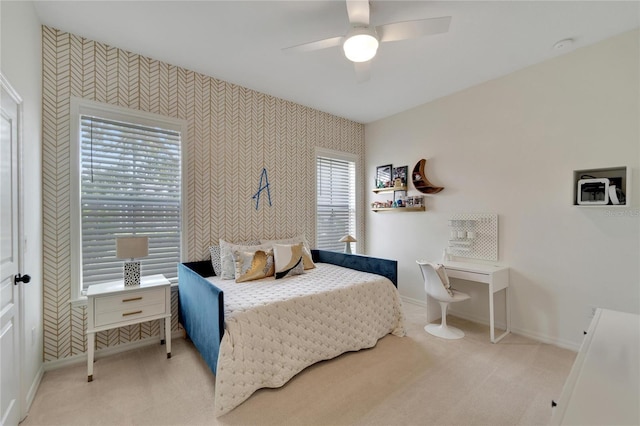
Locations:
178;249;405;416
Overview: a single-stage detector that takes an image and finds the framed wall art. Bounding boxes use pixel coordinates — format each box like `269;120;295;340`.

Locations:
392;165;408;187
376;164;392;188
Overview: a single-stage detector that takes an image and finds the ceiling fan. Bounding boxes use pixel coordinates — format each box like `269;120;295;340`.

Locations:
282;0;452;82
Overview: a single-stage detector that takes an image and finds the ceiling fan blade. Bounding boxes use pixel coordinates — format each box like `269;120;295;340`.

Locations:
282;36;344;54
346;0;370;26
377;16;451;43
354;61;371;83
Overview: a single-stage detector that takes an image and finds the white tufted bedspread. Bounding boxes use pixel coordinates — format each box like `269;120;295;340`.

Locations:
208;263;406;416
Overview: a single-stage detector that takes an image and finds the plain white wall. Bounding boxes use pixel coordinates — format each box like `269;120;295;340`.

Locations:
1;0;43;415
365;29;639;350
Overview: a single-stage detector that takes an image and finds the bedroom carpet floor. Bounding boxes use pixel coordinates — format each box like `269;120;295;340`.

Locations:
21;302;576;426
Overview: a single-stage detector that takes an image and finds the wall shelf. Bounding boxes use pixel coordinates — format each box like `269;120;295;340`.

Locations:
373;186;407;194
449;240;473;246
372;206;425;213
372;184;423;211
412;159;445;194
573;166;630;207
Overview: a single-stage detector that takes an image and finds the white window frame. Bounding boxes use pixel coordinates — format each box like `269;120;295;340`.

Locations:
70;98;188;304
315;147;359;253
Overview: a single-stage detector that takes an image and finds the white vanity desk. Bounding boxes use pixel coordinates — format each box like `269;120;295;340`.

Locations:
443;260;510;343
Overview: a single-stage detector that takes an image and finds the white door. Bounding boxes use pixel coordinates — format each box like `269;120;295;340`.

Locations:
1;75;24;426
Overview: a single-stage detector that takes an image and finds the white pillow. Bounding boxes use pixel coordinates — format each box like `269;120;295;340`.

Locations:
260;235;315;270
273;243;305;279
219;239;270;280
209;245;222;276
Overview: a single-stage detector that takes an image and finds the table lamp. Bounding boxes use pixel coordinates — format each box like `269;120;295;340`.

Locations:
116;236;148;286
339;235;357;254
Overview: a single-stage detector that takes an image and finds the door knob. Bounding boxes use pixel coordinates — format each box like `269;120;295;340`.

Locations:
14;274;31;285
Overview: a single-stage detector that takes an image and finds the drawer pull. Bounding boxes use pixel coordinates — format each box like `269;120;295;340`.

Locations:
122;297;143;303
122;310;142;317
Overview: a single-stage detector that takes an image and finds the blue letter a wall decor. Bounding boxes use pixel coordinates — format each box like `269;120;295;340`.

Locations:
252;168;272;210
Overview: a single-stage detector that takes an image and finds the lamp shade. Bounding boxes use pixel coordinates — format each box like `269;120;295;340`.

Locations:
339;235;356;254
339;235;357;243
116;236;148;259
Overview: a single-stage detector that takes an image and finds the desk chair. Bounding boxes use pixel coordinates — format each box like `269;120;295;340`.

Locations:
417;261;470;339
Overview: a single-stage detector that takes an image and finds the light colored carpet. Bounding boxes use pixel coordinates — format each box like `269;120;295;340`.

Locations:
21;303;576;426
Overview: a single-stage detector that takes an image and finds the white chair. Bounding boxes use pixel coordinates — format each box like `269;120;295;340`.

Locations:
417;260;471;339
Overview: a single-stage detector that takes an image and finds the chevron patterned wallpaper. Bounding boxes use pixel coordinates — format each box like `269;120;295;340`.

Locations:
42;26;365;362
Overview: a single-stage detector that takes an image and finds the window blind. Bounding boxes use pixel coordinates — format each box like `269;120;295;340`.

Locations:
80;116;181;288
316;155;356;252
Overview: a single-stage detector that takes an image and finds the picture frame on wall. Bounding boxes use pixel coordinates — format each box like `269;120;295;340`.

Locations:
376;164;392;188
393;165;408;186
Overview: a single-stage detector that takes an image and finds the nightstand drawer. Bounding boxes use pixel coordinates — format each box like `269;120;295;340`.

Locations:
95;302;166;327
94;288;165;314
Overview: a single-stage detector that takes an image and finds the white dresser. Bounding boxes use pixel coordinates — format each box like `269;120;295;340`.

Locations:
550;308;640;425
86;274;172;382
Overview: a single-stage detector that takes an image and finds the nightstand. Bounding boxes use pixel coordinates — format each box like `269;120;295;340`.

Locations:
86;274;171;382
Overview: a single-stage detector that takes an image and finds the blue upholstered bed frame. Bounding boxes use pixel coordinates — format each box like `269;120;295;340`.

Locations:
178;250;397;376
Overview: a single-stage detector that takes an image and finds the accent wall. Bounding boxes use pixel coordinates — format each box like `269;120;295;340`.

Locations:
42;26;364;362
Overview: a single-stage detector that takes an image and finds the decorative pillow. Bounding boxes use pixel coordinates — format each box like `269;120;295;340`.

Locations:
260;235;315;270
434;263;454;297
273;243;305;279
219;239;270;280
233;249;274;283
209;245;222;277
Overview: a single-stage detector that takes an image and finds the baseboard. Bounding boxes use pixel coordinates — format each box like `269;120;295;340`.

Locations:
447;309;508;331
400;296;426;307
402;296;506;328
400;296;445;323
44;331;184;371
401;296;580;351
23;364;44;415
509;325;580;352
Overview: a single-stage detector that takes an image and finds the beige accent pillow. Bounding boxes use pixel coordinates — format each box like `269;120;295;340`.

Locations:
260;235;315;270
233;249;275;283
273;243;305;279
434;264;454;297
219;239;270;280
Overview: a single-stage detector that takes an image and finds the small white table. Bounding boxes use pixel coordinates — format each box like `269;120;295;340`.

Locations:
443;260;510;343
86;274;171;382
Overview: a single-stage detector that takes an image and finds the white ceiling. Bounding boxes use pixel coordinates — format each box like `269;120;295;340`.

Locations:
33;1;639;123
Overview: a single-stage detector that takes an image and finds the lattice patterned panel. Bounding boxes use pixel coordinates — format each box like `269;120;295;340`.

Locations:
447;213;498;261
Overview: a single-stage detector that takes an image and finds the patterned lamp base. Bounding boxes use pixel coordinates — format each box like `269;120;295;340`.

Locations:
123;261;141;286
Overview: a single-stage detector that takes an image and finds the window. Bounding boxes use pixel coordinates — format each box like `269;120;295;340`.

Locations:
71;99;187;301
316;150;357;252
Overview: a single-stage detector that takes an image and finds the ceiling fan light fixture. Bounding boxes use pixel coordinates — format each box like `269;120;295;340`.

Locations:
343;29;379;62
